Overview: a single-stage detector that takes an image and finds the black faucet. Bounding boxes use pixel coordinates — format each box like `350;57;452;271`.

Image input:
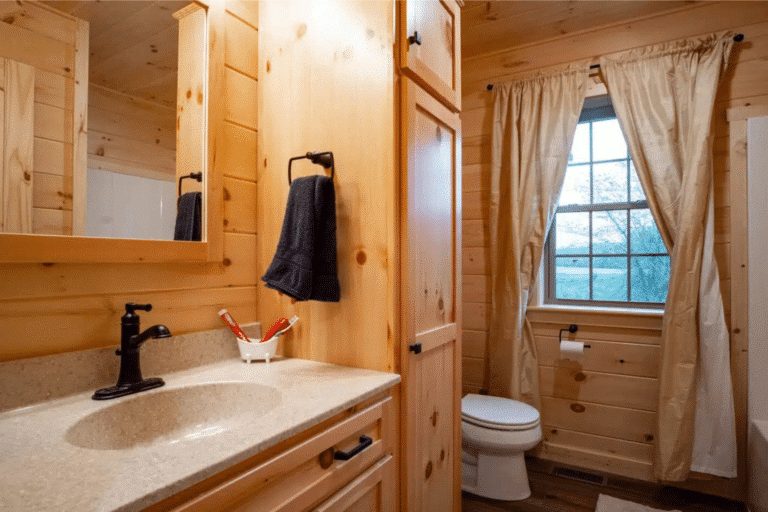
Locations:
92;303;171;400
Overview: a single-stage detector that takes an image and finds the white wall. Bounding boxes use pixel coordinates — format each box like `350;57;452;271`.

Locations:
86;169;176;240
748;115;768;512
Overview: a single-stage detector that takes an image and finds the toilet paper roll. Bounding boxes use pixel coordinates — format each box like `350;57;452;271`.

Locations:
560;340;585;360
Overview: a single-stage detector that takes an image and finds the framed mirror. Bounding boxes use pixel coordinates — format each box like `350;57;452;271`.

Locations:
0;0;225;263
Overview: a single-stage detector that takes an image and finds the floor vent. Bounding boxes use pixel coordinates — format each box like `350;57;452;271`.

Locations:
551;466;607;486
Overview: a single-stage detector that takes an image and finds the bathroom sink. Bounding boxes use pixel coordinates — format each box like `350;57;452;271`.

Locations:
65;382;282;450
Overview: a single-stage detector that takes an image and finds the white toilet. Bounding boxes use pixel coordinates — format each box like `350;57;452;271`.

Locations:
461;394;542;501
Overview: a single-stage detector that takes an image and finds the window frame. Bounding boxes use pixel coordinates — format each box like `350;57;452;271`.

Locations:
543;97;668;309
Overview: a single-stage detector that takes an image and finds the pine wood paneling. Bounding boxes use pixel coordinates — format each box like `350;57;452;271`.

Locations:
0;1;260;361
32;172;72;211
462;329;487;360
225;11;258;79
225;67;258;130
539;366;658;411
31;206;70;235
462;274;489;304
88;85;176;149
462;247;487;275
0;285;258;361
258;0;396;373
536;337;660;378
460;2;766;497
461;1;693;60
0;18;74;78
3;59;35;234
223;176;257;234
34;103;71;143
540;396;656;445
0;2;78;46
221;121;258;181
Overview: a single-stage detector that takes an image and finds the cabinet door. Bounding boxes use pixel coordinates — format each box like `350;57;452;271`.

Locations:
399;0;461;112
400;78;462;512
312;455;394;512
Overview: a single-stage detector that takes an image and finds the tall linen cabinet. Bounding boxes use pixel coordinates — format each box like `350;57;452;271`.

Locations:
258;1;462;510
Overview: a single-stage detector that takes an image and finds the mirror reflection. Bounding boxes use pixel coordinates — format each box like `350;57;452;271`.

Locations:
0;1;205;241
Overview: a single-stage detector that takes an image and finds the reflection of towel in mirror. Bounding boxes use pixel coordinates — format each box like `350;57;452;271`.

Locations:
261;175;340;302
174;192;202;241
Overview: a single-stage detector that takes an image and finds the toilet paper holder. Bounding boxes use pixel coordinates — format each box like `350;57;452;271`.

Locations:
559;324;591;349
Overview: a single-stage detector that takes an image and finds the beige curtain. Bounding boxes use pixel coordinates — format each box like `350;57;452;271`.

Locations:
600;33;735;481
488;65;589;406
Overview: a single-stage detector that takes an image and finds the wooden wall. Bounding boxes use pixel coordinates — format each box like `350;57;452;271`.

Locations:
87;84;176;182
0;1;80;235
257;0;397;373
460;1;768;500
0;0;260;362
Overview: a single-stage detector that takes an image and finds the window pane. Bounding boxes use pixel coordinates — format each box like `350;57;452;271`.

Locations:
592;119;627;161
556;256;589;300
631;256;670;302
630;209;666;254
592;210;627;254
593;161;628;204
555;212;589;255
593;256;628;301
629;162;646;202
569;123;590;164
560;165;590;206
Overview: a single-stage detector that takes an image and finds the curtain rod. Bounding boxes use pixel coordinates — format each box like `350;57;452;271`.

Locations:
486;33;744;91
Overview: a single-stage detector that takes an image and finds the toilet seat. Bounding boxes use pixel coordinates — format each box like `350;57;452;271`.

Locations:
461;394;540;431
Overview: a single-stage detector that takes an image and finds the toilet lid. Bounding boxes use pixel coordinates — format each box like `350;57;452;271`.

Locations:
461;394;540;431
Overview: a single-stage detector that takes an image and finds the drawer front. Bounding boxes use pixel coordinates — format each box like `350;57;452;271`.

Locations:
312;455;394;512
399;0;462;112
172;396;394;512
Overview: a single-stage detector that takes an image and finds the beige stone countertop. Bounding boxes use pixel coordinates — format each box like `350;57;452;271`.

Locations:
0;357;400;512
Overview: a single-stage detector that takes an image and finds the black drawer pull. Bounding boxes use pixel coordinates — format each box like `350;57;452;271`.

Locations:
334;435;372;461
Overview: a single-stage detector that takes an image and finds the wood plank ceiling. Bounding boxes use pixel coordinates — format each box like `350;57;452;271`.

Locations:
42;1;189;107
461;1;696;59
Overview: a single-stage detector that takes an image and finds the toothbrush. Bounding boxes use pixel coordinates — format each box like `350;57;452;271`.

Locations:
262;317;289;342
273;316;299;338
218;309;250;342
262;316;299;343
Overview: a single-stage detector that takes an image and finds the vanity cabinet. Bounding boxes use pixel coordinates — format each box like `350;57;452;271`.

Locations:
399;0;462;112
145;390;396;512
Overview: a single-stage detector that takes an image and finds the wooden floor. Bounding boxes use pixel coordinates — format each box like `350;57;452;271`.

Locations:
462;459;747;512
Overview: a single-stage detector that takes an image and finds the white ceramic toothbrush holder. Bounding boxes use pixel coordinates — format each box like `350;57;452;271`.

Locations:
237;336;278;363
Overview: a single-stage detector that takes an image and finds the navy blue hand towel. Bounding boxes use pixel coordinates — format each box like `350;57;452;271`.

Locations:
174;192;202;241
261;175;340;302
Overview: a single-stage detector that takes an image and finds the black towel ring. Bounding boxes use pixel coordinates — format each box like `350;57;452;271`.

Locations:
288;151;335;184
178;172;202;197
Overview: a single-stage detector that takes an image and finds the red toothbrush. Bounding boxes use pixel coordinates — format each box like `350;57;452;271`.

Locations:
262;317;290;342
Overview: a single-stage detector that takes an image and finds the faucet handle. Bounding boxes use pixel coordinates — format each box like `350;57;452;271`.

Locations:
125;303;152;314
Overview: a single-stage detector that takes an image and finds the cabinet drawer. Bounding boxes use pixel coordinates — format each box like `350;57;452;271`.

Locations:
170;396;394;512
312;455;394;512
399;0;462;112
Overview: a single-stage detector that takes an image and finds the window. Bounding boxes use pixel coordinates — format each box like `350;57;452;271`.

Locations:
545;96;670;307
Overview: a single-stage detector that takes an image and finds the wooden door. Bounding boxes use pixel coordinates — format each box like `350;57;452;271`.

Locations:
399;0;462;112
400;78;462;512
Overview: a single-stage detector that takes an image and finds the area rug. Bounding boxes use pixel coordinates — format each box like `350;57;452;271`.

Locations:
595;494;681;512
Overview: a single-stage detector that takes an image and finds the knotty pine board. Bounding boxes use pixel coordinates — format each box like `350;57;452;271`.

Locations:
458;1;768;498
0;0;261;361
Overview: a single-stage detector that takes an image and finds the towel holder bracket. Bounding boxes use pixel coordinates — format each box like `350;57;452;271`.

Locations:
288;151;335;184
178;172;203;197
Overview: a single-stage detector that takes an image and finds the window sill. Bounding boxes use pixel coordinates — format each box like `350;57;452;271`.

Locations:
527;304;664;319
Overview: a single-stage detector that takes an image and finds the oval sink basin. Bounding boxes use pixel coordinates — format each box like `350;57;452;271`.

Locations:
65;382;281;450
